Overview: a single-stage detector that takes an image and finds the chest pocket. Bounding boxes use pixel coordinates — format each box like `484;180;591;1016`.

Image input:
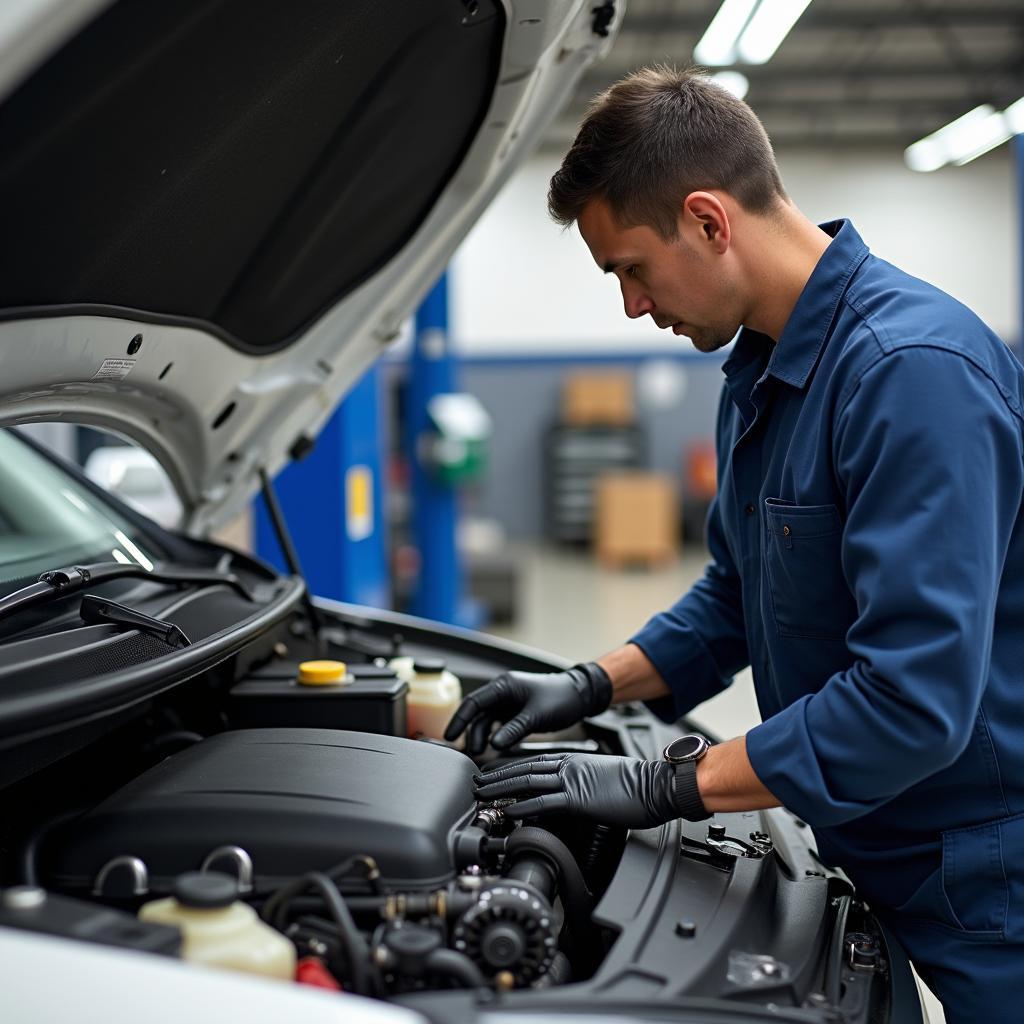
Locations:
763;499;857;640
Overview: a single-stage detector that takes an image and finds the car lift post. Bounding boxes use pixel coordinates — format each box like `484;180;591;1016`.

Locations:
405;271;467;625
254;363;389;609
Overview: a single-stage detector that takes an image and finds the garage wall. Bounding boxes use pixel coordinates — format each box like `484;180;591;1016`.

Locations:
458;354;724;539
450;146;1020;351
437;145;1021;540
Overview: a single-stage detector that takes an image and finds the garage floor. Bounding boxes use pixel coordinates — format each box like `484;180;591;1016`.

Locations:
488;541;946;1023
488;542;760;739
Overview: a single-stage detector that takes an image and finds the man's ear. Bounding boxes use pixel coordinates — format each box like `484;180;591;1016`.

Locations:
681;192;730;253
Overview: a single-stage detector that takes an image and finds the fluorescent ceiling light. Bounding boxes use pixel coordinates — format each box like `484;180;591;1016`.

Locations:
694;0;813;67
951;110;1012;165
1004;96;1024;134
905;104;1014;172
710;70;750;99
737;0;814;64
904;136;946;173
694;0;758;66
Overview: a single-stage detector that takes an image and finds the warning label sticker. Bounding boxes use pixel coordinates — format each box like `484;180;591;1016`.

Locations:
346;465;374;542
91;358;137;381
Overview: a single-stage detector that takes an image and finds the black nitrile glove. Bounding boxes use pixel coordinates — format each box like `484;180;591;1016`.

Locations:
443;662;613;756
472;752;709;828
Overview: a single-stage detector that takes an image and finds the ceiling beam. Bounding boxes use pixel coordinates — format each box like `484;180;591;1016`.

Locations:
618;7;1024;35
579;58;1024;90
546;5;1024;149
748;98;999;115
543;104;1017;148
574;62;1024;113
539;122;1001;149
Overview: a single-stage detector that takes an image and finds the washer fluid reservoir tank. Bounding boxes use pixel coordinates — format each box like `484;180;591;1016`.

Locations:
390;656;462;747
138;872;295;980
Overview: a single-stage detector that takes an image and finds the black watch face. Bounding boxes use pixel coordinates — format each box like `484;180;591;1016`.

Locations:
665;735;704;762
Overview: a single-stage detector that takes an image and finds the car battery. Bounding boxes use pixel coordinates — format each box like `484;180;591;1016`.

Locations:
227;660;407;737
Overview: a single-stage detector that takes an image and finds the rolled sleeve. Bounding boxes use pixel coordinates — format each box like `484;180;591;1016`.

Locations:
747;346;1024;826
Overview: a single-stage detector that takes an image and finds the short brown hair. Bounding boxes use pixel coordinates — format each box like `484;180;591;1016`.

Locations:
549;65;786;238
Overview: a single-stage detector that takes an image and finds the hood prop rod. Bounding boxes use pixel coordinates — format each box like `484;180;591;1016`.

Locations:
258;466;324;654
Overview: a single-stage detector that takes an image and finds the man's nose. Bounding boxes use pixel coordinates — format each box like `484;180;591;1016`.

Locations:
621;281;654;320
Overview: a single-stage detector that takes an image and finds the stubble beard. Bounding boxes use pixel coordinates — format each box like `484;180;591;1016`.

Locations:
688;324;738;354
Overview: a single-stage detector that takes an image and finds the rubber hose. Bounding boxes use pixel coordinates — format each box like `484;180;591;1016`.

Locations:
533;950;572;987
582;823;613;873
18;805;90;887
262;871;372;996
262;855;374;924
504;828;592;940
424;948;489;989
306;872;374;997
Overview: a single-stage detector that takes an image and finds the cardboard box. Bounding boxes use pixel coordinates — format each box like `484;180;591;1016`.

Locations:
595;472;679;567
562;372;634;426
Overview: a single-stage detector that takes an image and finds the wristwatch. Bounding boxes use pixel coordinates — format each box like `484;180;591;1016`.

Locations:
663;733;712;821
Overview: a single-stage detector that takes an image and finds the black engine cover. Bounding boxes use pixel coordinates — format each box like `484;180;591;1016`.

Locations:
48;729;478;895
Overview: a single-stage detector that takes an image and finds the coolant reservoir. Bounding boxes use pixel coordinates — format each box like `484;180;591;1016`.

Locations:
390;656;462;747
139;872;295;981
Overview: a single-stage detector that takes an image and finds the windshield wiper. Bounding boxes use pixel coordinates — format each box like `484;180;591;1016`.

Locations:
80;594;192;649
0;561;255;624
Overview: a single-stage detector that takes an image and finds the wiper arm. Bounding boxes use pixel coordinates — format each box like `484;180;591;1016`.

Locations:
0;561;255;623
80;594;192;649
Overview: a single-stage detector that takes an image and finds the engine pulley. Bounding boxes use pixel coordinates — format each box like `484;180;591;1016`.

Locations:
452;884;557;986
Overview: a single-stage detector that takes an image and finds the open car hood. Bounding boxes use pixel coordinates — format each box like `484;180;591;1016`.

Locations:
0;0;619;534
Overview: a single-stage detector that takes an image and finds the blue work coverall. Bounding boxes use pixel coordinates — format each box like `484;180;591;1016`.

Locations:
631;220;1024;1021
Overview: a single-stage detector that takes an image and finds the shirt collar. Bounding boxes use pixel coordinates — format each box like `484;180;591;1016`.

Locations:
723;219;870;391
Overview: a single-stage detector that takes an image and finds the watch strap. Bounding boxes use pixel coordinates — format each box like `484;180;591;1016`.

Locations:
670;761;712;821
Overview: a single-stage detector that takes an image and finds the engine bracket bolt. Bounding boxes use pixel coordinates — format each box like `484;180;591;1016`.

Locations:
494;970;515;992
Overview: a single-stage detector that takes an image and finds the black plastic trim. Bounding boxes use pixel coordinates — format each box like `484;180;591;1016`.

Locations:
0;576;304;748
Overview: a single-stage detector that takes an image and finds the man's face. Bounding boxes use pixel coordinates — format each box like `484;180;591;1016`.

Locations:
577;197;742;353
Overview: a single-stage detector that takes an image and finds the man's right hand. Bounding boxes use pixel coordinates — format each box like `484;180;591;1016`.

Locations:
443;662;613;756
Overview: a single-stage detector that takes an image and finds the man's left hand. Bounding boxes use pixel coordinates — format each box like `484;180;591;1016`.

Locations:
473;752;696;829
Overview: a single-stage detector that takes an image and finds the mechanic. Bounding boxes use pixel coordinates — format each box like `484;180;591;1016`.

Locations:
445;67;1024;1021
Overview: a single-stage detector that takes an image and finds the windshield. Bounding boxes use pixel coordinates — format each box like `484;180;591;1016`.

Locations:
0;430;162;588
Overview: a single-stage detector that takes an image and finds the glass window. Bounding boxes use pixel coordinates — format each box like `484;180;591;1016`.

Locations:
0;430;163;588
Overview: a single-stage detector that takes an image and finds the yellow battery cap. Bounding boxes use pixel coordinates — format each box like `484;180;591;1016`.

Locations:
297;660;348;686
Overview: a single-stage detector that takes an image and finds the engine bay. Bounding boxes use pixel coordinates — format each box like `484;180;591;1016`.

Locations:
0;597;907;1021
